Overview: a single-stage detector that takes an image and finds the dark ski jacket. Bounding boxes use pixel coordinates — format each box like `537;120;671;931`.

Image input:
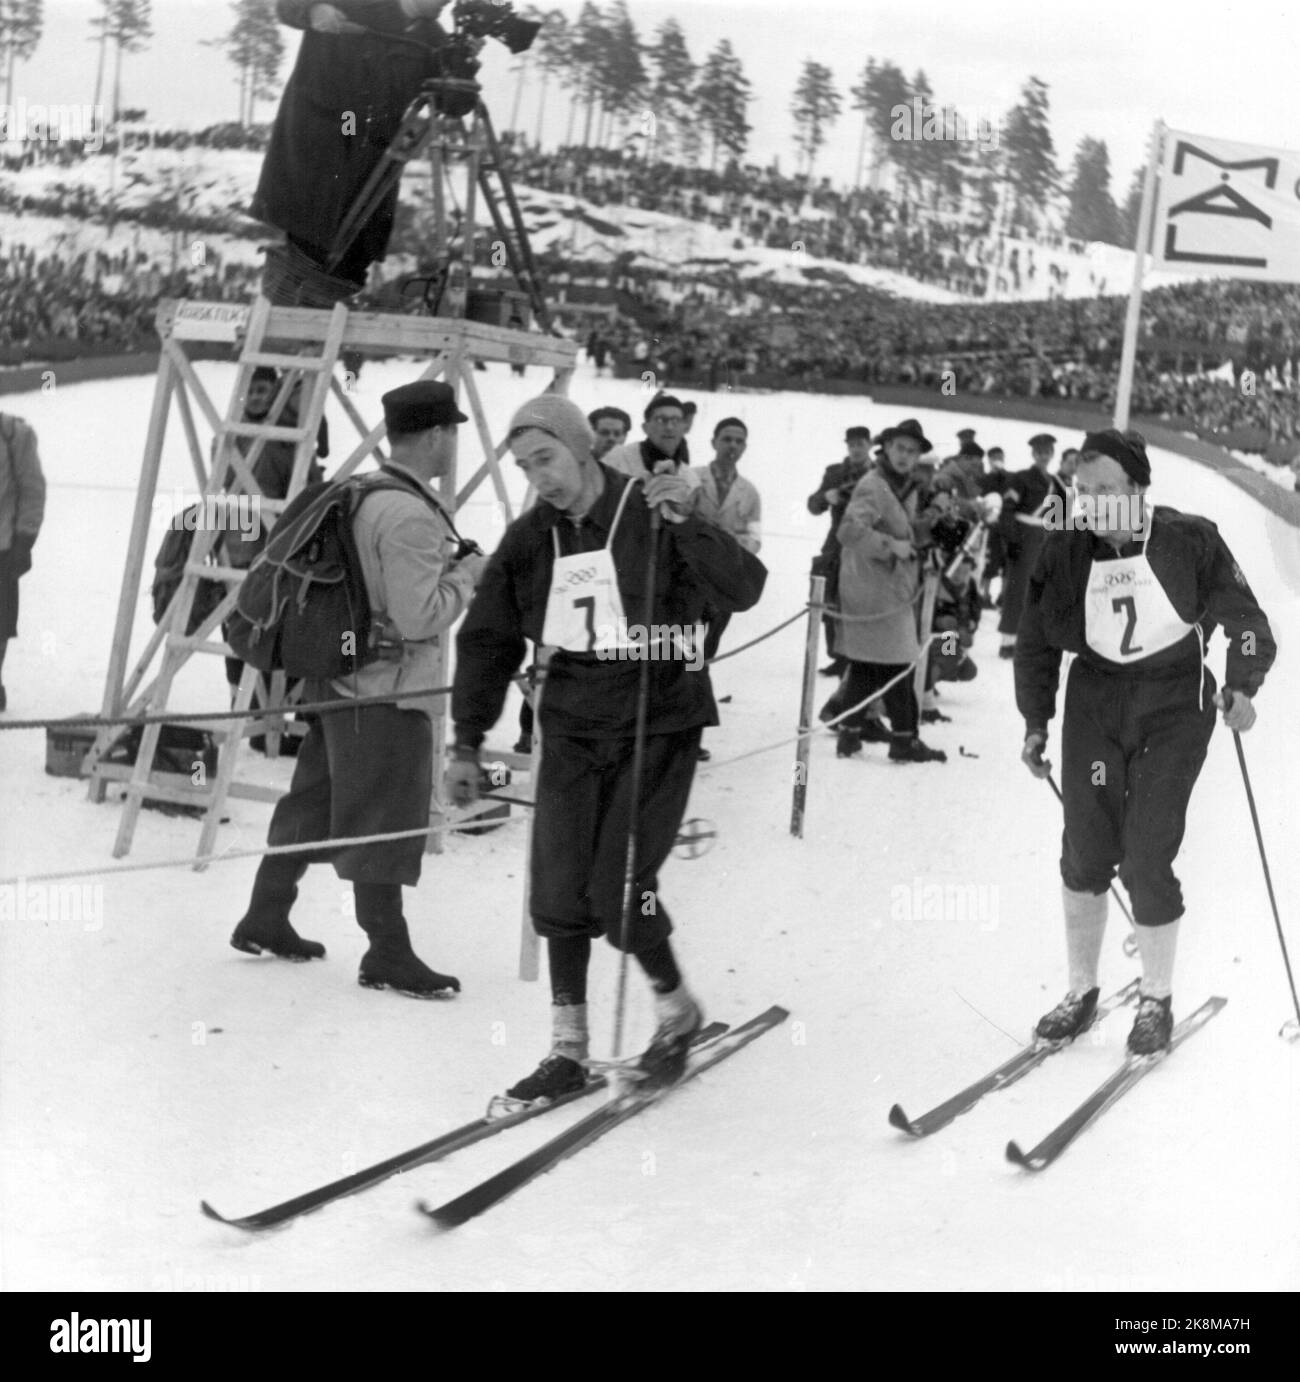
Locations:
453;466;767;744
1015;505;1276;733
251;2;450;265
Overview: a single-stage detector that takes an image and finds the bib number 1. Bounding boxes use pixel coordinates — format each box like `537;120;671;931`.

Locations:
573;595;597;653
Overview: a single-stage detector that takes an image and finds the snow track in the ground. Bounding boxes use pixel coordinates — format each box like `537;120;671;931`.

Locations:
1;359;1296;1290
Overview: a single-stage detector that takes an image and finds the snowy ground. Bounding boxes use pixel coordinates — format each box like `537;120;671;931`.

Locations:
1;358;1297;1292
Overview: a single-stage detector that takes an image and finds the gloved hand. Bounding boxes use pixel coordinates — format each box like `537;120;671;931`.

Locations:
309;4;364;34
8;534;33;577
1216;688;1256;733
453;550;488;587
447;746;481;807
643;470;696;524
1021;731;1051;779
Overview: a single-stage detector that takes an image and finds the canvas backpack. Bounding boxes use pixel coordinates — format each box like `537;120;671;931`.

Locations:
225;467;470;680
150;510;229;633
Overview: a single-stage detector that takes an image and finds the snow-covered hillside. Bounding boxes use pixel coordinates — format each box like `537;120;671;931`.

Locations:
0;145;1190;305
1;360;1297;1291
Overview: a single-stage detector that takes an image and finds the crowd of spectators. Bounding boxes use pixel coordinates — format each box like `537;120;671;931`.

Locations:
0;241;261;358
3;131;1299;464
600;265;1300;455
505;140;1031;298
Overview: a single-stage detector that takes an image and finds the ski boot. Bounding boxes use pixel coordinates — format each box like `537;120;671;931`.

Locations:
230;917;325;962
488;1003;591;1116
1127;995;1173;1056
487;1054;589;1118
836;729;862;758
636;990;704;1089
1034;987;1099;1043
888;735;948;764
355;885;459;998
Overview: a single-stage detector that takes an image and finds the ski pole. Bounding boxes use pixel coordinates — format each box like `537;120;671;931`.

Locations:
1220;690;1300;1041
611;502;662;1059
1045;771;1140;957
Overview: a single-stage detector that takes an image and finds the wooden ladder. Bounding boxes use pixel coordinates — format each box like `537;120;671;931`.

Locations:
107;298;349;862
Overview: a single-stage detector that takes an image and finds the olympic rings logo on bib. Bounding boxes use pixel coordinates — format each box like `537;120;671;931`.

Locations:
1103;569;1136;587
565;566;599;586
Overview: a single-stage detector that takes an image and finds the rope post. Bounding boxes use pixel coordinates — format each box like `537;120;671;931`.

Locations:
791;575;825;839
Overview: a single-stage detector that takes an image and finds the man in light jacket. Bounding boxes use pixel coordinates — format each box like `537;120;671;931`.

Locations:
229;381;486;996
0;411;46;713
834;419;947;764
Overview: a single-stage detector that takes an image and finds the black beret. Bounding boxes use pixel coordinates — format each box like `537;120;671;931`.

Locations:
1080;429;1151;486
382;381;468;435
1029;433;1057;447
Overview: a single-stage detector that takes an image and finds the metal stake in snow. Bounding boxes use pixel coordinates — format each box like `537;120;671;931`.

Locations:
1221;690;1300;1042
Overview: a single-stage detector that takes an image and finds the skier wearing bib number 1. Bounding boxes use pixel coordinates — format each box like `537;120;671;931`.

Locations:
446;395;767;1107
1015;429;1275;1056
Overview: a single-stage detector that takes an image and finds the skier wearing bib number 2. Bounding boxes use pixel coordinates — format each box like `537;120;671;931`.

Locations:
447;395;767;1106
1015;429;1275;1056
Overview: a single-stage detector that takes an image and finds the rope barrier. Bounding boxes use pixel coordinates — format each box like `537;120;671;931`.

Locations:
0;809;526;889
700;637;937;773
2;594;938;886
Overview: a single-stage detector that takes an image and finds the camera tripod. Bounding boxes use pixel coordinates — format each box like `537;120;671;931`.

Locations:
326;75;552;331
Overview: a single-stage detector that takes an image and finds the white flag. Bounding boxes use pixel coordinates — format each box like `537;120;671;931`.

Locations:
1152;129;1300;283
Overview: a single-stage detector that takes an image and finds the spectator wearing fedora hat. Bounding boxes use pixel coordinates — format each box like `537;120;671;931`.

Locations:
834;419;947;764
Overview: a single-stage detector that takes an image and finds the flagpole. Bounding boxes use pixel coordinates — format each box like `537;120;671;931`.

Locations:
1114;119;1164;430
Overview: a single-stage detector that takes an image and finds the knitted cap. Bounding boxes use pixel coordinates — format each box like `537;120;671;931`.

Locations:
507;394;596;464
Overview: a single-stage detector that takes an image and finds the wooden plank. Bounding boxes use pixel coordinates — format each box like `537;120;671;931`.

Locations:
159;300;579;368
90;352;177;806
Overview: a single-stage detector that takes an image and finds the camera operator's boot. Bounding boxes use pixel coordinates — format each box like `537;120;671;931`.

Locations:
355;883;459;999
230;855;326;962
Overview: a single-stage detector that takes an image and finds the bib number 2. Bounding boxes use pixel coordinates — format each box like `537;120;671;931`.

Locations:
1111;596;1143;656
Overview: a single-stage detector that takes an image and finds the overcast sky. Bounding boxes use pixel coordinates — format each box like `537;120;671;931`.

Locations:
11;0;1299;198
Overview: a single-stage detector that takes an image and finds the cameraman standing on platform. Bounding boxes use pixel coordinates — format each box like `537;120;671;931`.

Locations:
253;1;540;294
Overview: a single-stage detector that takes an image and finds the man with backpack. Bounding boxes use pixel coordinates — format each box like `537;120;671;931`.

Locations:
0;410;46;713
229;381;487;998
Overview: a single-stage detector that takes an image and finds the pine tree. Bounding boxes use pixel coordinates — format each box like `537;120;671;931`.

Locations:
597;0;646;149
899;67;941;199
207;0;283;127
531;9;570;148
1119;165;1146;249
790;59;841;180
857;57;909;187
507;5;545;137
849;57;876;188
570;1;607;148
646;17;696;163
0;0;43;109
1063;136;1122;245
1001;76;1057;235
97;0;153;126
89;0;110;115
695;39;751;170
